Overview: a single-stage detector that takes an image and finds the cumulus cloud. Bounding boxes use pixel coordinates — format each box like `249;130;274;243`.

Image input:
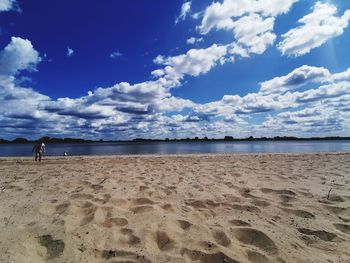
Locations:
199;0;298;34
66;47;74;57
278;2;350;56
263;106;344;135
175;1;191;24
188;64;350;137
1;33;350;139
197;0;299;56
231;14;276;54
0;37;41;76
155;97;195;112
294;81;350;103
154;44;227;77
260;65;331;95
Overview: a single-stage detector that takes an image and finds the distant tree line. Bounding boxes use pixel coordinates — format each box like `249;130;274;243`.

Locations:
1;135;350;144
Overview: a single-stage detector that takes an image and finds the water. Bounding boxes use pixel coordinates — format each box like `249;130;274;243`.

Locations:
0;140;350;157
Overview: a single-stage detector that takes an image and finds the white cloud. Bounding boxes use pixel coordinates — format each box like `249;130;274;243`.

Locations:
331;67;350;82
260;65;331;95
67;47;74;57
278;2;350;57
198;0;247;34
198;0;298;33
262;106;345;136
175;1;191;24
0;0;16;12
1;32;350;139
154;44;227;77
110;51;122;59
0;37;41;76
231;14;276;54
155;97;195;112
186;37;204;45
251;0;299;17
197;0;298;56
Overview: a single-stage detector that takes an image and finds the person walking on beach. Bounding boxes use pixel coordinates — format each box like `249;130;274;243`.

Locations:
32;139;46;162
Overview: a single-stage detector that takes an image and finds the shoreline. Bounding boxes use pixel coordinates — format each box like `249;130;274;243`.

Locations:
1;151;350;159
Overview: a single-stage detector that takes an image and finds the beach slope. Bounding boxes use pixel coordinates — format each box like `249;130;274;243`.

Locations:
1;153;350;262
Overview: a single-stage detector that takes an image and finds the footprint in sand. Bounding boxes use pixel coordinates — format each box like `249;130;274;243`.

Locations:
334;224;350;234
231;204;261;213
3;185;23;191
161;203;173;211
101;217;128;228
91;194;111;205
139;185;149;191
297;228;338;242
130;205;154;214
55;201;70;214
38;235;65;260
324;205;350;217
185;199;207;209
156;231;173;250
178;219;192;230
247;250;269;263
327;194;350;202
101;249;151;263
79;203;98;226
229;219;251;227
280;208;315;219
232;228;278;254
251;199;270;208
132;197;155;205
181;248;241;263
120;228;141;245
278;194;296;203
212;230;231;247
261;188;296;196
71;193;94;200
52;218;65;226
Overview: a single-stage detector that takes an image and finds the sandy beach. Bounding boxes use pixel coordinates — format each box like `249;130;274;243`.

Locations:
0;153;350;263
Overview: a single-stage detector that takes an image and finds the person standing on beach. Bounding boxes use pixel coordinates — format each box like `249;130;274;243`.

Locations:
32;139;46;162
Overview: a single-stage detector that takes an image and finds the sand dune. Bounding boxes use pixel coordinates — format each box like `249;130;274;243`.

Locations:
1;153;350;262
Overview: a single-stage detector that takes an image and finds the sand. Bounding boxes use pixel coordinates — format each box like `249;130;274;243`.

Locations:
0;153;350;263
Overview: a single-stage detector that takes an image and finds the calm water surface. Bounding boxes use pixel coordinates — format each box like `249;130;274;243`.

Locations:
0;141;350;157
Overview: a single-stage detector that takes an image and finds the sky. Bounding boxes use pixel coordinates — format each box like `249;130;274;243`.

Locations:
0;0;350;140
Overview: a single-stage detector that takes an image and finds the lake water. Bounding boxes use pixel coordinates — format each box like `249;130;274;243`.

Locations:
0;140;350;157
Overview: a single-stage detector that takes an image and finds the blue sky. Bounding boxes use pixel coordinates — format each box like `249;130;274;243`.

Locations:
1;0;350;140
